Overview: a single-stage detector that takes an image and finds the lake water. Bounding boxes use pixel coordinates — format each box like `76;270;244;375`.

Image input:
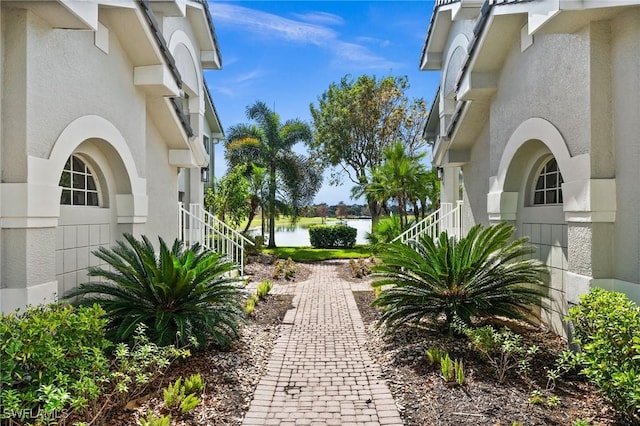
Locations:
253;219;372;247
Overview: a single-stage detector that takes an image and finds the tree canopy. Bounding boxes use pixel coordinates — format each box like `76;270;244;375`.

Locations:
309;74;430;223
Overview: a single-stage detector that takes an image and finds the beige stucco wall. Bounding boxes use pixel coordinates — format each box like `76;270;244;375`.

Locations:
489;30;591;177
0;3;211;310
145;116;180;243
461;122;490;232
433;7;640;335
611;10;640;287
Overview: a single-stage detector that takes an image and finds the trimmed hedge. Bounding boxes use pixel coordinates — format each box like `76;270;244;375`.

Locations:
567;287;640;420
308;224;357;248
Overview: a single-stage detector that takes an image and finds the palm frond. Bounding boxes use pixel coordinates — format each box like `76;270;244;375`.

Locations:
65;234;246;348
372;222;548;333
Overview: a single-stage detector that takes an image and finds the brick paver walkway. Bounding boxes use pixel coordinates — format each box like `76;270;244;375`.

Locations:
242;261;403;426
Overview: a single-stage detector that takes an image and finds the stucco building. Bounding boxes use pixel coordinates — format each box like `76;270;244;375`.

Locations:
421;0;640;336
0;0;223;312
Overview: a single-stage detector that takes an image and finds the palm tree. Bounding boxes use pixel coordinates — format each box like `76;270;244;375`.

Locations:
225;101;322;247
366;141;429;229
65;234;246;348
372;222;548;333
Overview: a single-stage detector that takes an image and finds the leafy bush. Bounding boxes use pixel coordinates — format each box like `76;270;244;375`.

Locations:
65;234;246;348
566;288;640;420
459;323;539;383
0;304;110;423
309;224;357;248
372;222;548;332
107;325;189;410
365;215;402;250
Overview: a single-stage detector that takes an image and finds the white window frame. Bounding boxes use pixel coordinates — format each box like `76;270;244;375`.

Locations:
531;157;564;206
59;154;103;207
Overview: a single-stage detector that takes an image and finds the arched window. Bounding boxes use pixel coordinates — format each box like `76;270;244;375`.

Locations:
533;158;564;205
59;155;101;206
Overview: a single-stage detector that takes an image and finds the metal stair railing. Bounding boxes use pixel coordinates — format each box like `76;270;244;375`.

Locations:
393;201;463;244
178;202;254;275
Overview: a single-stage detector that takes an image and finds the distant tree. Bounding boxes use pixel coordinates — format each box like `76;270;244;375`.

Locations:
336;202;348;219
309;75;409;224
225;101;322;248
211;164;250;228
315;203;329;221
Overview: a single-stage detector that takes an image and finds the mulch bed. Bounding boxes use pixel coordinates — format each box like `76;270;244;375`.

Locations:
100;292;294;426
353;290;631;426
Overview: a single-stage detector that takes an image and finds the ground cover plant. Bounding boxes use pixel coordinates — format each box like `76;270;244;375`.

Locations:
65;234;246;348
372;222;548;333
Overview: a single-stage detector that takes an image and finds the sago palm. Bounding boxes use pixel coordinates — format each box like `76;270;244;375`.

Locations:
65;234;246;348
372;222;548;333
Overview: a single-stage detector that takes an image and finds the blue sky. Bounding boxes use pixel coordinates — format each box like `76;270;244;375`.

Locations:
204;1;439;205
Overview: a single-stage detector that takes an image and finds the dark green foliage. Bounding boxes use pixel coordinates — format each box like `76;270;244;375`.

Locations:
372;222;548;332
65;234;246;348
0;304;110;421
366;215;403;251
567;288;640;420
308;224;357;248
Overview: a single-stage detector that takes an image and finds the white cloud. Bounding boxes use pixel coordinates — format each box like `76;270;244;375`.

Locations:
292;11;344;26
210;3;335;45
334;42;400;70
210;2;399;70
236;68;266;83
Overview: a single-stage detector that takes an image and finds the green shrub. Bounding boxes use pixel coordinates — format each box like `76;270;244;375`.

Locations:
372;222;548;333
567;288;640;420
425;347;443;366
256;280;274;299
245;297;256;315
107;324;190;413
163;375;204;414
365;215;402;250
459;323;539;383
0;304;110;422
309;224;357;248
65;234;246;348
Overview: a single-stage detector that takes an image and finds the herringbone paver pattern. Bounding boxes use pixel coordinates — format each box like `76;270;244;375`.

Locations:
242;261;403;426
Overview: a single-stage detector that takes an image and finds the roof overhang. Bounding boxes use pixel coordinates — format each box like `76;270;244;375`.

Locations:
187;0;222;69
423;88;440;141
3;0;99;30
420;0;484;71
148;0;186;17
204;82;224;139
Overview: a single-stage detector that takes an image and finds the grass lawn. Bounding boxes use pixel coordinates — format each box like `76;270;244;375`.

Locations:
263;245;373;262
240;216;341;230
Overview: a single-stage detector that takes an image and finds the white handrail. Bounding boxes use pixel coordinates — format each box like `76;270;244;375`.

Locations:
178;202;253;275
393;201;463;244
